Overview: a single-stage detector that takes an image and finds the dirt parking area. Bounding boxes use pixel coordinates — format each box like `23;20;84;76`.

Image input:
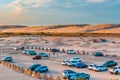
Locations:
0;49;120;80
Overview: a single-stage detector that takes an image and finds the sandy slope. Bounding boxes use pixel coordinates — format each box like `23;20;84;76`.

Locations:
1;24;120;33
0;36;120;80
0;64;39;80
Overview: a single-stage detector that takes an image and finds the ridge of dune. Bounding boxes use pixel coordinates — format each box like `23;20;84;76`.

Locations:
0;24;120;33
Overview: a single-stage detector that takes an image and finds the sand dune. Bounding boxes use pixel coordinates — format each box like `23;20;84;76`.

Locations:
0;24;120;33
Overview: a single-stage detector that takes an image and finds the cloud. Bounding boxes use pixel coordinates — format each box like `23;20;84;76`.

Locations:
87;0;105;3
7;0;52;15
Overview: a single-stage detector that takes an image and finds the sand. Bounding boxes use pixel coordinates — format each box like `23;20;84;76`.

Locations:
0;36;120;80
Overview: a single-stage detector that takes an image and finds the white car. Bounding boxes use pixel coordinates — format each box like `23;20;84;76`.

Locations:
92;65;108;71
67;60;80;67
67;50;76;54
109;66;120;74
88;64;97;70
61;60;70;66
70;57;82;62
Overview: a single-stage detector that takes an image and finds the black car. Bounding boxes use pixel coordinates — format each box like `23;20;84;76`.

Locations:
103;60;118;67
29;64;41;71
51;48;60;52
93;52;103;57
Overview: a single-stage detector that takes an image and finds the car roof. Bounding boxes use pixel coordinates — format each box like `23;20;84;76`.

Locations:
32;64;41;66
4;56;12;58
37;66;47;68
64;70;75;72
68;50;74;51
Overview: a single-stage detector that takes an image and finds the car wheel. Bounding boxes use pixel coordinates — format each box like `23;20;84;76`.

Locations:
115;71;118;74
46;70;48;72
63;77;67;79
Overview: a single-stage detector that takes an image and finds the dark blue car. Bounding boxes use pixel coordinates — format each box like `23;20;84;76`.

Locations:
34;66;49;73
29;64;41;71
76;62;88;68
103;60;118;67
51;48;60;52
39;52;49;57
93;52;103;56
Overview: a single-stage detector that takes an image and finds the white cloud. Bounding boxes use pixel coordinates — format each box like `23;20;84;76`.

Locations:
87;0;105;3
7;0;52;15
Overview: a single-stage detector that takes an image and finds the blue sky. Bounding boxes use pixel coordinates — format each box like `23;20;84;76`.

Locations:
0;0;120;26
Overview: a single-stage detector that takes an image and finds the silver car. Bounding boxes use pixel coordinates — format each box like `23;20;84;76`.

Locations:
61;60;70;66
67;60;80;67
92;65;108;71
70;72;90;80
109;66;120;74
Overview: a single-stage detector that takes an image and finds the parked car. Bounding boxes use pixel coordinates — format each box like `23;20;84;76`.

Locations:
22;50;29;54
70;57;82;62
103;60;118;67
29;64;41;71
51;48;60;52
32;55;41;60
75;62;88;68
1;56;13;62
67;60;80;67
93;52;104;57
109;66;120;74
92;65;108;72
34;66;48;73
62;70;76;79
67;50;76;54
39;52;49;57
26;50;37;55
70;72;90;80
61;60;70;66
88;64;97;70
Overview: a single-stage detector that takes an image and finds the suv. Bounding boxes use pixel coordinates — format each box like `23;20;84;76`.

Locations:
70;72;90;80
109;66;120;74
62;70;76;79
88;64;97;70
35;66;48;73
22;50;29;54
70;57;82;62
26;50;37;55
93;52;103;57
67;50;76;54
103;60;118;67
2;56;13;62
61;60;70;66
67;60;80;67
29;64;41;71
51;48;60;52
39;52;49;57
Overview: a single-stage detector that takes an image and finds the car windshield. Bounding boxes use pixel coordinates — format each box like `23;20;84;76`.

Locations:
6;57;12;58
41;66;47;68
78;62;85;65
29;51;35;53
64;70;75;73
69;50;74;51
77;73;85;76
33;64;41;66
96;52;102;54
40;53;45;54
71;61;78;63
63;60;68;62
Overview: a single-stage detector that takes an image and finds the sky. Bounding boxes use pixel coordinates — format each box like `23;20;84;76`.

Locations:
0;0;120;26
